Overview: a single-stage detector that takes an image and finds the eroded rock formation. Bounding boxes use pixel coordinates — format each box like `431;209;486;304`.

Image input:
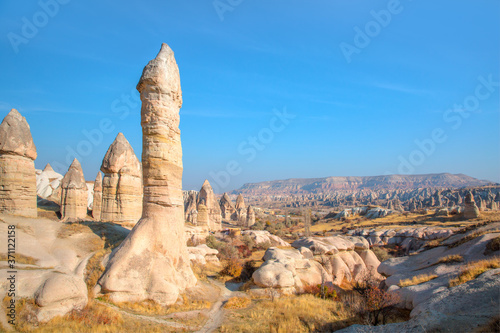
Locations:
100;133;142;225
97;43;196;305
462;191;480;219
197;180;222;231
246;205;256;227
92;172;103;220
220;192;236;220
60;159;88;220
0;109;37;217
184;191;198;224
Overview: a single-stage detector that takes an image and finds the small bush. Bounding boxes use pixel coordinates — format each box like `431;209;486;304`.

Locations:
218;243;240;260
302;284;338;300
437;254;463;264
350;277;400;326
486;236;500;253
257;241;272;251
221;259;243;279
371;247;393;262
398;274;438;287
224;296;251;309
241;234;255;250
206;235;221;249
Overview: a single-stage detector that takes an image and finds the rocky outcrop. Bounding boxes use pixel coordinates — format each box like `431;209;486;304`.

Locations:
92;172;103;220
60;159;88;220
350;227;456;253
338;269;500;333
197;203;209;229
234;174;493;196
246;205;256;227
235;193;247;224
378;225;500;311
0;109;37;217
241;230;289;247
251;243;381;294
36;164;63;199
184;191;198;224
187;244;220;265
291;236;381;284
219;192;236;220
197;180;222;231
34;272;88;322
100;133;142;225
462;191;480;219
97;43;196;305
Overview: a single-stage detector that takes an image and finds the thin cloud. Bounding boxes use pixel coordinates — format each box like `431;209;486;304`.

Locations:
371;82;435;95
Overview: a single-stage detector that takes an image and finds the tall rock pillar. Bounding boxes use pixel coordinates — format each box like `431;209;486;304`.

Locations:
97;43;196;305
0;109;37;217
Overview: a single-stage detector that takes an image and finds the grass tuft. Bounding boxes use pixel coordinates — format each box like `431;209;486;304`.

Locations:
399;274;438;287
437;254;463;264
0;253;37;265
224;296;251;309
448;257;500;287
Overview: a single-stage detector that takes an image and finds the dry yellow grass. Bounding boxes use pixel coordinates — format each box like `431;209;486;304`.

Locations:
84;249;110;296
399;274;438;287
448;229;500;249
303;211;500;234
191;261;223;281
437;254;463;264
0;253;37;265
224;296;251;309
220;294;356;333
448;257;500;287
112;295;212;316
6;298;178;333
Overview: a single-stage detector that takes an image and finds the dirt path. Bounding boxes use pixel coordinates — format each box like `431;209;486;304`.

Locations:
96;300;199;330
96;279;241;332
194;280;240;333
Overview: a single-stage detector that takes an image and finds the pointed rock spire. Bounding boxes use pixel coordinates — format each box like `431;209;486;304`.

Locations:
97;43;196;306
100;133;142;224
0;109;37;216
60;159;87;220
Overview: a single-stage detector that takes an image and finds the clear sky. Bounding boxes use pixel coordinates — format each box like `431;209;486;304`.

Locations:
0;0;498;193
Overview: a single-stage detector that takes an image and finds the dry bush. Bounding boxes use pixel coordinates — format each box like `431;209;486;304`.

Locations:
224;296;251;309
476;316;500;333
486;236;500;253
302;283;338;300
351;278;401;326
424;238;445;249
437;254;463;264
399;274;438;287
220;259;243;280
371;246;393;262
449;257;500;287
191;261;222;281
84;249;110;295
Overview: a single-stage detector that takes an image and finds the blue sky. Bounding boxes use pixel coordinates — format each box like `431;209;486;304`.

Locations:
0;0;498;192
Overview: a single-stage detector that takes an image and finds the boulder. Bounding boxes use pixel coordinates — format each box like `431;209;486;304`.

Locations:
34;273;88;322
